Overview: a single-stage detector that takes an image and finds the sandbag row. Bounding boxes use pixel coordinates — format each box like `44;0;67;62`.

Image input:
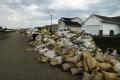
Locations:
29;30;120;80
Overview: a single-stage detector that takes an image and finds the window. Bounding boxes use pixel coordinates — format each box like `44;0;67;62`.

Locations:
99;30;103;36
110;30;114;36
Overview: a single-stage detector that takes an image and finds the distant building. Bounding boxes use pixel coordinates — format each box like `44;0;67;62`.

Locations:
45;24;58;32
83;14;120;36
58;17;83;32
0;26;3;31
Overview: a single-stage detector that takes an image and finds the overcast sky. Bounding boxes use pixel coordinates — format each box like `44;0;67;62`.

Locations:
0;0;120;28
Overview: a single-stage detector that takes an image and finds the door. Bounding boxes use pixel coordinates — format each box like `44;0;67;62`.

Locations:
99;30;103;36
110;30;114;36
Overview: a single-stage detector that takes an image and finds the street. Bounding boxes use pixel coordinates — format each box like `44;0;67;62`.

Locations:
0;32;79;80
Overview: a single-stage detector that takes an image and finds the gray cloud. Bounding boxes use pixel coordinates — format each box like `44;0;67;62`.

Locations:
0;0;120;28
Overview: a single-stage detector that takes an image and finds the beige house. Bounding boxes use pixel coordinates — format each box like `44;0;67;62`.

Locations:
58;17;83;32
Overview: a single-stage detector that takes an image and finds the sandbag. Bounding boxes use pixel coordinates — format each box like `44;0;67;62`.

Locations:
81;51;92;59
65;55;80;63
103;53;110;63
76;61;83;68
102;71;120;80
86;57;97;71
38;56;49;63
98;63;112;71
62;63;73;71
70;67;81;75
83;59;89;72
82;72;92;80
113;62;120;73
110;59;118;65
93;72;104;80
63;53;75;59
44;50;56;59
95;52;104;62
50;56;63;66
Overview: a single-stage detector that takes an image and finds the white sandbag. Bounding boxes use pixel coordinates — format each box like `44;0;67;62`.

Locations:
62;38;73;47
36;44;46;50
47;39;54;45
83;41;92;48
38;48;48;55
75;51;81;56
66;33;76;39
44;50;56;58
75;36;82;42
43;37;48;41
35;34;42;41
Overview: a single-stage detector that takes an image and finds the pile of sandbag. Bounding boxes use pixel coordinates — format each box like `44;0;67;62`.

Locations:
29;30;120;80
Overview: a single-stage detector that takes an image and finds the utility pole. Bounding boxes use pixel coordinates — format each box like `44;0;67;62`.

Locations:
51;14;52;27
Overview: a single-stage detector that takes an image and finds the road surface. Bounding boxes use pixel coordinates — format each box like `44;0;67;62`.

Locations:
0;32;79;80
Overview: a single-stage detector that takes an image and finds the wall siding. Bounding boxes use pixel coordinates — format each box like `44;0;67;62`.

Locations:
58;22;68;30
84;16;101;26
102;23;120;35
83;15;120;35
83;15;102;35
72;18;83;24
85;25;101;35
70;27;81;32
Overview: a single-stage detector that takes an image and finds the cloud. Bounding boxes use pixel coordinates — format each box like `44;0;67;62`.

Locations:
0;0;119;28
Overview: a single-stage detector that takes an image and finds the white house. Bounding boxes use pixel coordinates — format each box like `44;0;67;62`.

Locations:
58;17;83;32
83;14;120;36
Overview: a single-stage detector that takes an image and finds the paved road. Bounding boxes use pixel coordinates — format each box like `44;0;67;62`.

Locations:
0;32;79;80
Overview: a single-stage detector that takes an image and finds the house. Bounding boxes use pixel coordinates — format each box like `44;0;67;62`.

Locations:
0;27;3;31
58;17;83;32
83;14;120;36
45;24;58;32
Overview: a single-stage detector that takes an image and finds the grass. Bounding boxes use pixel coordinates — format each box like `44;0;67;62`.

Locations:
93;36;120;53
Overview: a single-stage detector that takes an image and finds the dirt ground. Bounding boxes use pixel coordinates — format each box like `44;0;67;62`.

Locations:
0;32;79;80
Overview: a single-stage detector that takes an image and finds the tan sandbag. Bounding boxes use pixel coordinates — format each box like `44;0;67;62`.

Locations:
98;63;112;71
38;56;49;63
63;53;75;59
70;67;81;75
50;59;60;66
113;62;120;73
92;71;104;80
102;71;120;80
76;61;83;68
65;55;80;63
86;57;97;71
83;60;89;72
110;59;118;65
62;63;73;71
103;53;110;63
50;56;62;66
81;51;92;59
82;72;92;80
95;52;104;62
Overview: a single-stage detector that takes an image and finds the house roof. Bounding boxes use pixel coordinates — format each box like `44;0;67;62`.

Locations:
95;15;120;24
62;17;73;21
45;24;58;30
0;27;2;29
63;21;81;27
